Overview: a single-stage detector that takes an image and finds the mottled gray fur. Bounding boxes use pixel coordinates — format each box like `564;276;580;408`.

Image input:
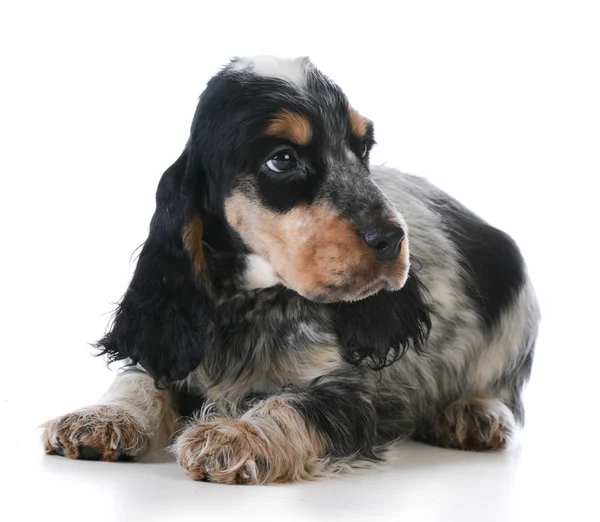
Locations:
185;166;539;442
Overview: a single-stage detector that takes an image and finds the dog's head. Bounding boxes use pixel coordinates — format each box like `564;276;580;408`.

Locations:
187;56;410;302
97;57;426;383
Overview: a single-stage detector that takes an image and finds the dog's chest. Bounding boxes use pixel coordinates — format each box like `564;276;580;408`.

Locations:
188;289;343;401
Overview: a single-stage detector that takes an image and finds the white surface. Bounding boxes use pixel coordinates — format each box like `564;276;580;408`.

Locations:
1;1;599;521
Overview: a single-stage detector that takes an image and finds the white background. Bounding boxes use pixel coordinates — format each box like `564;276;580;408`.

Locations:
1;1;599;521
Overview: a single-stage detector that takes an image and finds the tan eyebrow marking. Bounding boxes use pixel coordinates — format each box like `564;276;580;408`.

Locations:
349;107;371;137
266;110;313;146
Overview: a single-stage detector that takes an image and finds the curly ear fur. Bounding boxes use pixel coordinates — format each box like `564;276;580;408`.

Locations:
95;147;214;383
334;266;433;370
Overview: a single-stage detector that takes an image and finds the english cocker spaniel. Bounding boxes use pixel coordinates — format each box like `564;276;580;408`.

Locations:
42;56;540;484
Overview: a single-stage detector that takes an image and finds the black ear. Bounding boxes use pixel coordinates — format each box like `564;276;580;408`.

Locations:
95;146;214;383
334;266;433;370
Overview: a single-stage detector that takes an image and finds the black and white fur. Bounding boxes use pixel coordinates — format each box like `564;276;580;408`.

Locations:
42;56;539;484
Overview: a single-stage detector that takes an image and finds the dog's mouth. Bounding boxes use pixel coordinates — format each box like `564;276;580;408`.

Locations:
294;268;410;304
276;231;411;303
243;251;411;304
299;280;387;304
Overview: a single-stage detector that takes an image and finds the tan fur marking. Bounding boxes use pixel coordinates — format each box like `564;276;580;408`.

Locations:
349;107;370;137
173;397;325;484
224;191;409;301
266;110;312;146
183;215;206;276
426;397;515;451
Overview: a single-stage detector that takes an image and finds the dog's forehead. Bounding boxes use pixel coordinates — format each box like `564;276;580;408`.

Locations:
229;55;312;87
226;56;349;140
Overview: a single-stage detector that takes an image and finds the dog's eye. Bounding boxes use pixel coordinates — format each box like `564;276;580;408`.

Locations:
266;150;296;173
361;142;369;158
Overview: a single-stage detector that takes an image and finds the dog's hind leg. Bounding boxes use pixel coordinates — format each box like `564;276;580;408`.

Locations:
417;396;517;451
417;285;539;451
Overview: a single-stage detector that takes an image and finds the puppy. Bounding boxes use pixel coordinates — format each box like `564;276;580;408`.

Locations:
42;56;540;484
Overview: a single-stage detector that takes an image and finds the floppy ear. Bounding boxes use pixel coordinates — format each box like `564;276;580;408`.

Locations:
96;146;214;383
334;266;433;370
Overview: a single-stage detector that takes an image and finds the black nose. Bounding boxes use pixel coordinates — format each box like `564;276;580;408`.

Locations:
359;225;405;261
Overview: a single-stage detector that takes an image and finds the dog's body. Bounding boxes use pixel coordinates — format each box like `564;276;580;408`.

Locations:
43;56;539;484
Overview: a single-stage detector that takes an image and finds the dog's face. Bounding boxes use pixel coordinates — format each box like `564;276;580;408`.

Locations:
193;56;409;302
97;56;432;383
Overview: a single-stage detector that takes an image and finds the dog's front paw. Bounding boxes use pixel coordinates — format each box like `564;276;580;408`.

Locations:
41;404;150;461
173;419;272;485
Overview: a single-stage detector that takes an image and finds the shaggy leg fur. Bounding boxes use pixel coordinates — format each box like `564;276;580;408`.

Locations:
42;371;178;461
172;397;325;484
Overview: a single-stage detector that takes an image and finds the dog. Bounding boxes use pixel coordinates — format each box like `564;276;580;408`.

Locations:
42;56;540;484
